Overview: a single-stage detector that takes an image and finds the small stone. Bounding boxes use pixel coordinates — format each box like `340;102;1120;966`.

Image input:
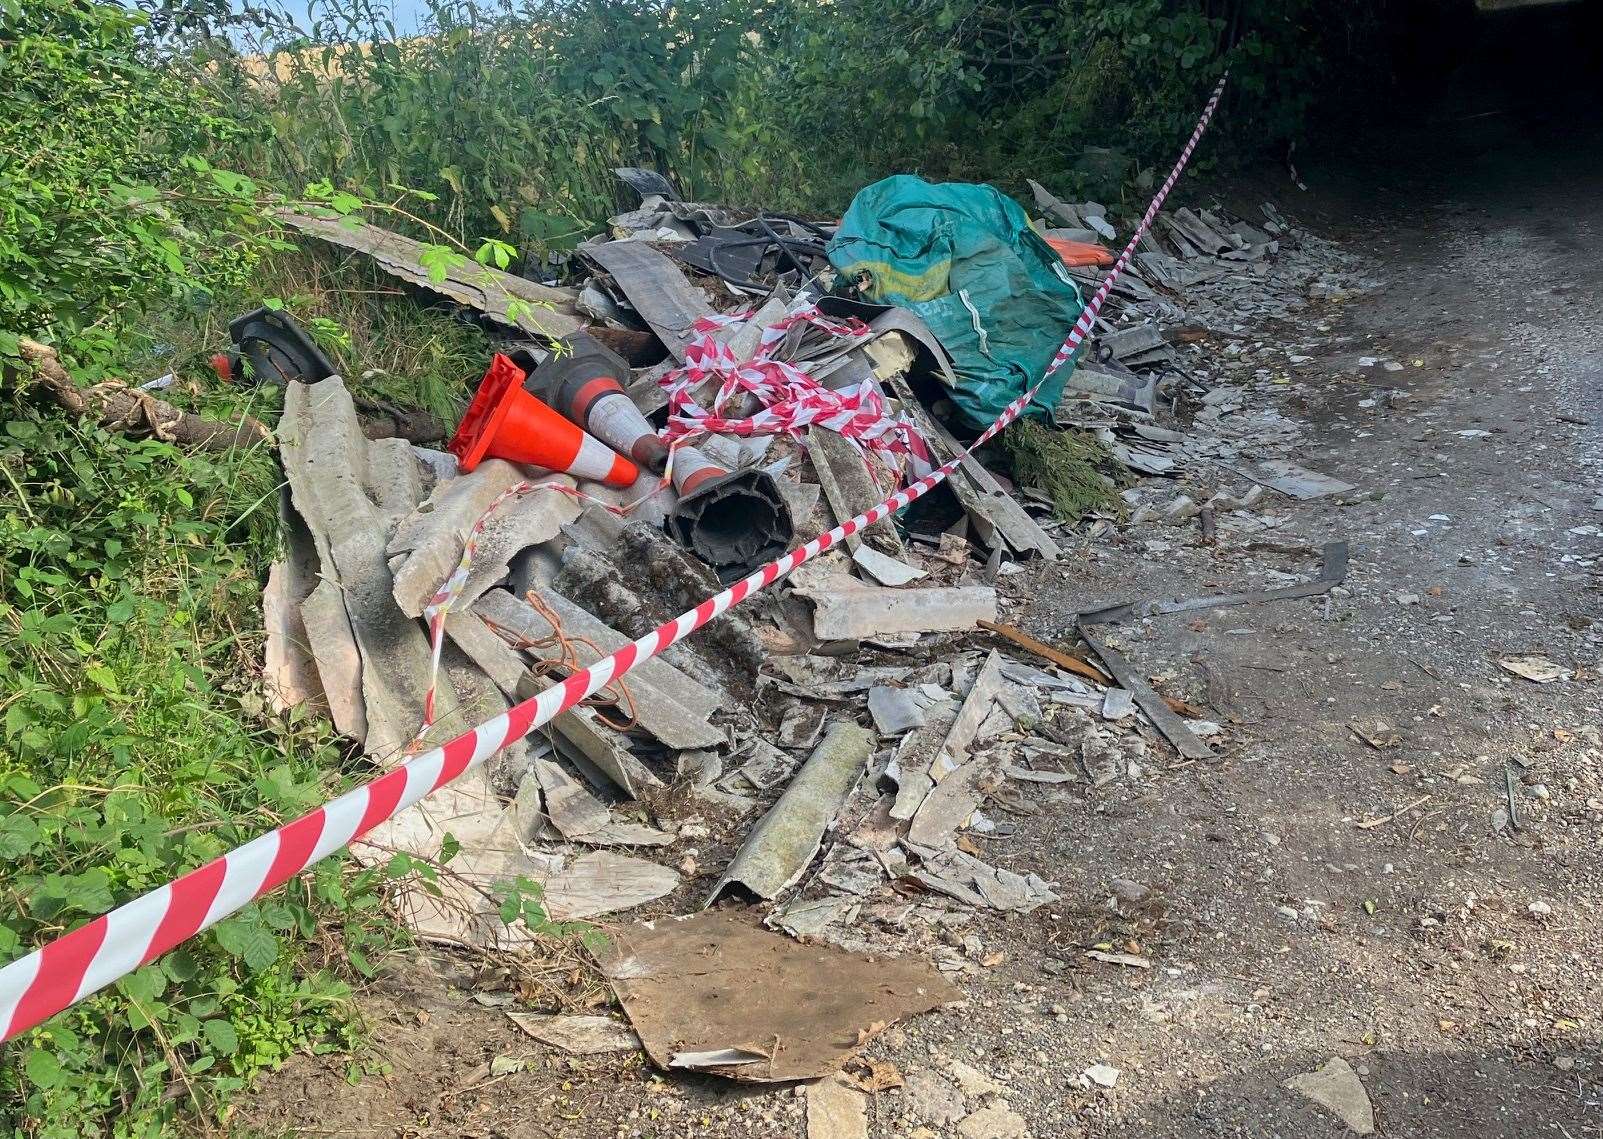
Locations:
1529;900;1553;917
1082;1062;1121;1088
957;1104;1029;1139
902;1070;967;1126
1554;1056;1576;1072
1109;877;1150;904
1276;905;1301;922
1284;1056;1375;1135
806;1073;868;1139
945;1059;1002;1100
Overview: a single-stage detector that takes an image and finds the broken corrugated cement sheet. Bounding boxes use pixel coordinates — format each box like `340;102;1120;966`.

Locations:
1247;460;1355;500
599;911;960;1082
506;1012;640;1056
388;460;579;618
867;685;928;736
904;843;1058;912
263;496;326;715
807;425;905;557
546;701;663;799
299;579;367;742
850;544;926;586
542;850;680;920
278;210;581;338
710;721;877;903
279;377;434;760
476;587;724;750
791;570;997;640
581;238;713;364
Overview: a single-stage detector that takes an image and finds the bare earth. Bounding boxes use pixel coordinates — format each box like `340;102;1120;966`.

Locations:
239;116;1603;1138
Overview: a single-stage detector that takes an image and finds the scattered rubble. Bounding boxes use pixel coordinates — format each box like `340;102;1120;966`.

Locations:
252;172;1370;1104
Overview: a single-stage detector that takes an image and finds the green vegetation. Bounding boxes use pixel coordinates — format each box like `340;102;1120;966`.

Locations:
1003;417;1128;520
1;0;1402;1131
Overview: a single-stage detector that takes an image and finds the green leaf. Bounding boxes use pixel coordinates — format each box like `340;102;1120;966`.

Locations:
202;1018;238;1055
212;918;279;972
24;1048;64;1089
0;813;41;859
439;833;461;864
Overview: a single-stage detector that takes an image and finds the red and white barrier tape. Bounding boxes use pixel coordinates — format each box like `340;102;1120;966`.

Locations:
0;72;1226;1044
660;306;936;479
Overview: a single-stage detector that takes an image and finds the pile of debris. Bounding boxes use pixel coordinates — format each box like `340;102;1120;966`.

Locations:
255;166;1354;1082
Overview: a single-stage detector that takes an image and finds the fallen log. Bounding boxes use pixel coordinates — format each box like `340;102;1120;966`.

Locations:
17;338;271;452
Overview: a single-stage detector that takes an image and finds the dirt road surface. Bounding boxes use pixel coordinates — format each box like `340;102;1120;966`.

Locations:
240;107;1601;1139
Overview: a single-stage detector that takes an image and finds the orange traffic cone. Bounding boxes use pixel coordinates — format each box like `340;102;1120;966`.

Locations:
668;444;731;497
450;354;639;486
531;334;670;475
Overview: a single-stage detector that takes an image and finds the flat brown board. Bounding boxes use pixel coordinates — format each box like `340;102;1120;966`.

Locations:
600;911;960;1082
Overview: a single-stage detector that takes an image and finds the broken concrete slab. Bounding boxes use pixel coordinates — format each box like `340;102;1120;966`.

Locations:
957;1104;1030;1139
506;1012;640;1056
791;570;997;640
599;911;960;1082
476;587;724;750
1283;1056;1375;1135
710;721;877;903
280;377;435;761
